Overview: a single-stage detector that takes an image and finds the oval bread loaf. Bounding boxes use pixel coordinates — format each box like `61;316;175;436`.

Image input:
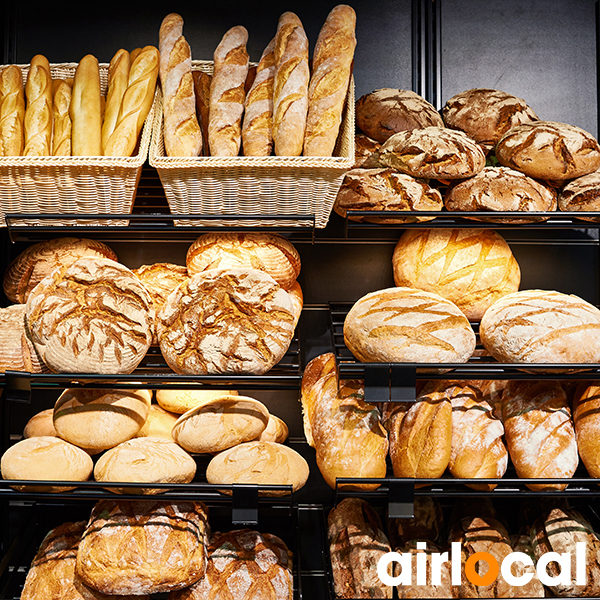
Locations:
258;414;289;443
573;383;600;478
135;404;178;439
156;388;239;414
559;169;600;216
23;408;57;438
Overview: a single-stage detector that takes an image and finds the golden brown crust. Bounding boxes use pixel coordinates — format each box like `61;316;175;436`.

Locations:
135;404;178;439
573;383;600;477
52;78;72;155
23;54;53;155
192;70;212;155
0;304;47;374
559;169;600;215
70;54;102;156
0;65;25;156
101;49;130;153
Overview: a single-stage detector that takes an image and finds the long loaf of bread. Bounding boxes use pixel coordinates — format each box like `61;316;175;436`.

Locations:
101;48;130;153
304;5;356;156
272;12;309;156
242;36;276;156
70;54;102;155
51;79;72;156
192;70;211;155
23;55;53;156
104;45;159;157
208;25;249;157
0;65;25;156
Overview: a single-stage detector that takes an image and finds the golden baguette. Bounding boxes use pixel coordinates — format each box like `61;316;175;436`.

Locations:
70;54;102;155
130;47;143;63
23;54;53;156
52;79;71;156
0;65;25;156
101;48;130;153
192;70;211;155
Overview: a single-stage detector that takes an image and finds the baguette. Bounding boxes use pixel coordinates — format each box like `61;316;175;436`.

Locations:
159;13;183;83
101;48;130;153
51;78;72;155
0;65;25;156
304;5;356;156
70;54;102;155
272;12;309;156
192;70;211;155
104;45;159;156
130;47;143;64
208;25;249;156
23;54;53;156
242;36;276;156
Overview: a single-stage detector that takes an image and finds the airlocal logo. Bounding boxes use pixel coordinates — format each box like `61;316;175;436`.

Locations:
377;542;587;588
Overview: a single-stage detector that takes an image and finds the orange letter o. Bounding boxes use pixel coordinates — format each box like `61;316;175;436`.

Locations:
464;552;499;587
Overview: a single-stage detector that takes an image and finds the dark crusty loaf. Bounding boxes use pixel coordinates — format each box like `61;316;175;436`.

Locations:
559;169;600;217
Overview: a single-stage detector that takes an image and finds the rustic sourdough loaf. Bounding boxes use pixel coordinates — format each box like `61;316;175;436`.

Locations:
0;304;47;373
573;382;600;478
559;169;600;216
156;388;239;414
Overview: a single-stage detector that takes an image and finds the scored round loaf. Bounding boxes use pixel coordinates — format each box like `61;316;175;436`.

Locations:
559;169;600;217
206;440;309;495
354;133;381;167
156;388;239;414
76;499;209;595
392;228;521;321
334;168;443;224
496;120;600;181
0;304;47;373
25;257;154;374
372;126;486;180
355;88;445;143
136;404;179;439
53;388;152;454
442;88;538;151
186;232;301;290
23;408;57;438
288;280;304;326
1;436;93;492
157;268;297;375
343;287;476;363
258;414;289;443
444;166;557;223
93;436;196;494
480;289;600;366
3;237;117;304
572;383;600;478
172;395;270;453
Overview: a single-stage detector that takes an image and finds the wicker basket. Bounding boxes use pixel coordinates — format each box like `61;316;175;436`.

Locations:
149;60;355;228
0;62;156;227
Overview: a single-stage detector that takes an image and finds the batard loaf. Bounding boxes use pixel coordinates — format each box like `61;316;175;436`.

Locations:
258;413;289;443
354;133;381;167
192;70;211;155
23;54;53;155
101;49;130;153
23;408;57;438
208;25;249;156
155;388;239;414
136;404;178;439
52;78;72;155
70;54;102;156
572;382;600;478
0;65;25;155
0;304;47;374
304;4;357;156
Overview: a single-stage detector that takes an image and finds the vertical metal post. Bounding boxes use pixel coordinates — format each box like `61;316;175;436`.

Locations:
412;0;442;108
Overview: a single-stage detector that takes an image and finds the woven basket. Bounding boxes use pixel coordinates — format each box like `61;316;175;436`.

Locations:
0;62;156;227
149;60;355;228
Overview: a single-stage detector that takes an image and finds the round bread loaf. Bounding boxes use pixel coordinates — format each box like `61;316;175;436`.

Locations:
258;414;289;443
3;237;117;304
343;287;476;363
480;289;600;365
156;388;240;414
23;408;57;438
186;232;301;290
392;228;521;321
206;440;309;495
157;268;297;375
0;304;47;373
354;133;381;167
53;388;152;454
288;280;304;326
334;168;443;224
442;88;538;151
25;257;154;374
573;383;600;478
136;404;179;439
372;126;486;180
559;169;600;218
355;89;444;143
93;437;196;494
496;120;600;181
1;436;93;492
172;395;270;453
444;166;557;223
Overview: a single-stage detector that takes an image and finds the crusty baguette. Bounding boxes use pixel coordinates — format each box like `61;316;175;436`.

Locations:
23;54;53;156
70;54;102;155
51;78;72;156
159;13;183;83
0;65;25;156
272;12;310;156
192;70;211;155
208;25;249;157
304;4;356;156
104;45;159;157
242;36;276;156
101;48;130;153
130;47;143;63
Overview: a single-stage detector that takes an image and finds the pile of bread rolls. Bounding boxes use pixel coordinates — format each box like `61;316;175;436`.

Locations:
21;499;293;600
158;5;356;157
335;86;600;222
0;46;158;157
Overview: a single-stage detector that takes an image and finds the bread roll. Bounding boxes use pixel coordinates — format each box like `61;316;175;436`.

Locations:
192;70;211;155
573;383;600;478
356;89;445;143
559;169;600;217
496;120;600;181
304;4;356;156
186;231;301;290
156;388;239;414
93;437;196;494
170;529;293;600
392;228;521;321
1;436;93;492
258;413;289;443
172;395;269;453
480;289;600;367
25;257;153;374
328;497;393;599
23;54;53;155
205;440;309;495
53;388;152;454
76;499;209;595
272;12;309;156
301;353;388;490
344;287;476;363
135;404;178;439
3;237;117;304
101;49;130;152
0;304;47;374
157;268;297;375
334;168;443;224
208;25;249;156
52;78;72;155
23;408;57;438
0;65;25;155
70;54;102;156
